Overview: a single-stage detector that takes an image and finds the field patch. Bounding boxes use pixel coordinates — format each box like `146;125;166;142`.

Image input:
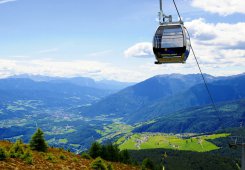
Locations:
118;133;229;152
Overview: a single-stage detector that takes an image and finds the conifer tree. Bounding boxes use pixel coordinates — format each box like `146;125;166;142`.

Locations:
0;147;7;160
142;158;154;170
29;128;48;152
120;149;130;164
89;142;102;158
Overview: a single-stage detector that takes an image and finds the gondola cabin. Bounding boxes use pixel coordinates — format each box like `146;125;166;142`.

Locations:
153;22;190;64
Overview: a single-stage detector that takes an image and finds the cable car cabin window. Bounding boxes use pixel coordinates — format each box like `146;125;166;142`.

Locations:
162;26;184;48
154;25;184;48
163;26;183;35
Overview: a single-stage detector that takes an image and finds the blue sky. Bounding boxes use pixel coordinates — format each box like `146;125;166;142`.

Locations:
0;0;244;82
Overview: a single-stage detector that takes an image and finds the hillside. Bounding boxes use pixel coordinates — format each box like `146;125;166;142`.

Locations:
80;74;245;124
0;78;111;109
0;141;139;170
126;73;245;123
134;99;245;133
80;74;209;117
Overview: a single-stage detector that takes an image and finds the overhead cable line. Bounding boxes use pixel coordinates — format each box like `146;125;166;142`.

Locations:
172;0;182;21
172;0;222;125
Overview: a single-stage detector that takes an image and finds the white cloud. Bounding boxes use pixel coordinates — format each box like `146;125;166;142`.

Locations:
124;42;153;58
185;18;245;47
191;0;245;16
184;19;245;68
187;40;245;67
0;0;16;4
0;59;144;82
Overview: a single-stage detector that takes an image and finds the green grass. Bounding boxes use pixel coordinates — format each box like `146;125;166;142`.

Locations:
66;129;76;133
70;144;80;148
6;100;43;112
199;133;229;140
58;139;68;144
116;136;126;144
97;122;134;143
45;127;76;135
118;133;229;152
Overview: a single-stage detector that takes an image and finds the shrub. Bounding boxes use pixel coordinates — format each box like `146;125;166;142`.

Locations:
0;147;7;161
24;156;33;165
40;152;45;157
9;139;24;158
59;154;66;160
45;153;56;162
107;163;114;170
81;153;92;160
20;149;32;159
8;139;33;164
59;148;64;151
90;157;108;170
72;157;79;162
30;128;48;152
21;149;33;163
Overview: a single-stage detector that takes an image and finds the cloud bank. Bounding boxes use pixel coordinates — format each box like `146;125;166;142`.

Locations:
185;18;245;48
185;18;245;66
0;0;16;4
0;59;143;82
124;42;153;58
191;0;245;16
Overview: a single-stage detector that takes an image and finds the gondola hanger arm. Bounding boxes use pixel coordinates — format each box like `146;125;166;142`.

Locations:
159;0;172;24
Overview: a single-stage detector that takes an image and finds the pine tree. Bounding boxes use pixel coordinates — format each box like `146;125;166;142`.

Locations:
106;143;119;161
29;128;48;152
142;158;154;170
89;142;102;158
101;145;108;160
0;147;7;160
120;149;130;164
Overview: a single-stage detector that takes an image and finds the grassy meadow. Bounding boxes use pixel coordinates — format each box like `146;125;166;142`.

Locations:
118;133;229;152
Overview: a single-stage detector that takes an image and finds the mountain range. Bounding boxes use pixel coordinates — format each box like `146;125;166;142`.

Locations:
0;75;134;112
133;99;245;133
9;74;135;91
79;73;245;123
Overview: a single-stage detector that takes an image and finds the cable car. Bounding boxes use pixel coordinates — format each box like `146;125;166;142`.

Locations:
153;22;190;64
153;0;191;64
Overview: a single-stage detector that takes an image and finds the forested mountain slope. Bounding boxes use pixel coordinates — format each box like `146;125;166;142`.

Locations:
80;74;245;124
